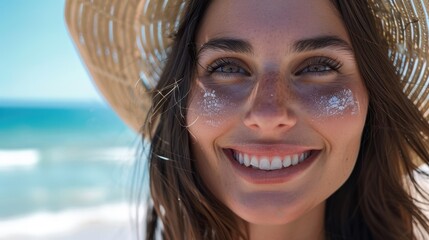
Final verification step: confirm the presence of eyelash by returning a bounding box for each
[206,58,249,76]
[295,57,343,76]
[205,56,343,77]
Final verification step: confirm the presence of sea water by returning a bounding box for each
[0,103,144,239]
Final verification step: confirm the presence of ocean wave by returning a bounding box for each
[92,147,138,162]
[0,202,138,238]
[0,146,139,170]
[44,146,139,163]
[0,149,40,170]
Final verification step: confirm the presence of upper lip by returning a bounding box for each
[224,143,320,157]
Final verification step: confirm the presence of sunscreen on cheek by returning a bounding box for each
[298,86,361,119]
[191,81,233,127]
[192,78,246,127]
[314,89,359,118]
[198,89,226,127]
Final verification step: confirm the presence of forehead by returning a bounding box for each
[196,0,350,52]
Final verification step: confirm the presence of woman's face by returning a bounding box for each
[187,0,368,226]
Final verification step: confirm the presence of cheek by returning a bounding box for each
[296,84,367,185]
[312,89,360,117]
[194,89,230,127]
[187,80,243,128]
[297,84,367,154]
[297,86,363,119]
[186,80,249,201]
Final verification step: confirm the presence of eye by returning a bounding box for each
[216,64,243,74]
[302,64,332,73]
[206,58,249,76]
[295,57,342,76]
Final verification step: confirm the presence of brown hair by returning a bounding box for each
[135,0,429,239]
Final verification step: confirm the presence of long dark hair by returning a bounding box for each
[325,1,429,239]
[137,0,429,239]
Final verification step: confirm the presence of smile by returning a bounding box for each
[232,150,312,171]
[224,147,320,184]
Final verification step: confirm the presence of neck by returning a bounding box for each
[247,202,325,240]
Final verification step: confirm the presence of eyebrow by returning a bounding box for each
[293,36,353,52]
[197,35,353,56]
[197,38,252,56]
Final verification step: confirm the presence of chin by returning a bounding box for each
[226,192,317,225]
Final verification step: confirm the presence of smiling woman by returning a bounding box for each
[65,0,429,239]
[187,1,368,238]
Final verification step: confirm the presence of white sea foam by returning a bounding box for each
[92,147,137,163]
[45,146,138,163]
[0,202,140,239]
[0,149,40,170]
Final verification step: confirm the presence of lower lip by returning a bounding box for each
[225,149,320,184]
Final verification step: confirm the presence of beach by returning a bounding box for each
[0,203,138,240]
[0,104,142,240]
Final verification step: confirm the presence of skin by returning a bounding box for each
[186,0,368,239]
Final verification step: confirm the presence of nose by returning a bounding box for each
[243,74,297,132]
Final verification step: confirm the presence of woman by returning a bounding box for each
[66,0,429,239]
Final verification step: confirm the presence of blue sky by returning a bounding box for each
[0,1,102,104]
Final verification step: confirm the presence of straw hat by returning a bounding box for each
[65,0,429,132]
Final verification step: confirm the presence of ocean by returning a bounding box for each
[0,103,145,239]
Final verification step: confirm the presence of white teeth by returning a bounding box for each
[244,154,250,167]
[250,156,259,168]
[292,154,299,166]
[259,158,270,170]
[283,155,291,167]
[233,150,312,170]
[299,153,305,162]
[271,157,282,170]
[238,153,244,164]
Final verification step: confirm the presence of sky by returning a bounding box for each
[0,0,103,104]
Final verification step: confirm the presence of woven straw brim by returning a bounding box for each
[65,0,186,131]
[65,0,429,132]
[370,0,429,115]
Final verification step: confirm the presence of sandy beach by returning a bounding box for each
[6,222,133,240]
[0,203,142,240]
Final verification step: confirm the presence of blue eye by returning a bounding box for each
[215,64,244,73]
[295,57,342,76]
[301,64,332,73]
[206,58,249,76]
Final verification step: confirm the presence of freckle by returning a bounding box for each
[258,71,292,102]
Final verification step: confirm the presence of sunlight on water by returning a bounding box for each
[0,149,40,169]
